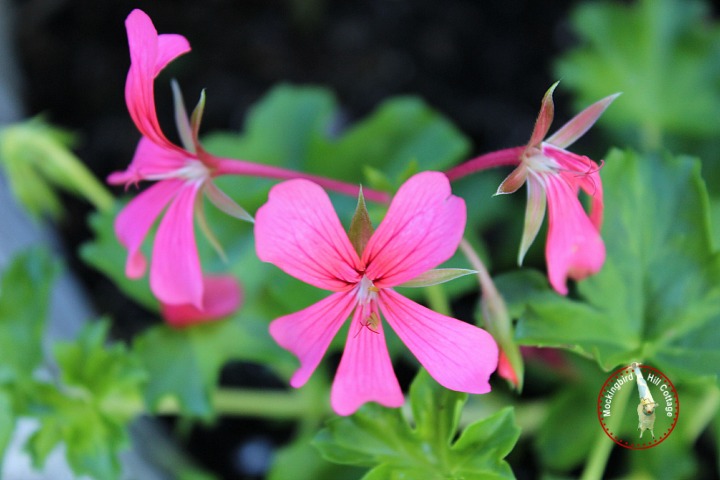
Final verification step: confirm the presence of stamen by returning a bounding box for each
[354,312,381,337]
[144,159,211,185]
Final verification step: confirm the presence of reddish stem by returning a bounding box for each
[445,146,524,181]
[213,157,390,203]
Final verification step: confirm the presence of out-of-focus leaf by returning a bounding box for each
[0,117,113,219]
[308,97,470,184]
[269,434,365,480]
[556,0,720,140]
[515,150,720,382]
[26,320,146,480]
[0,249,56,383]
[80,202,158,311]
[203,84,470,193]
[133,316,280,419]
[0,391,12,473]
[313,370,518,479]
[533,359,606,471]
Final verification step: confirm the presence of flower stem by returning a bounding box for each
[580,380,631,480]
[214,157,390,203]
[445,147,523,182]
[109,387,330,420]
[424,284,451,316]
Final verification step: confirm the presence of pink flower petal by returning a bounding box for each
[149,182,204,308]
[518,173,547,265]
[544,174,605,295]
[269,291,357,388]
[161,275,242,327]
[255,179,362,291]
[528,82,558,148]
[543,144,604,229]
[363,172,466,287]
[125,9,190,149]
[108,137,188,186]
[330,308,405,415]
[546,93,621,149]
[379,289,497,394]
[115,179,180,278]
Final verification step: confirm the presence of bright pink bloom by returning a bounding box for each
[255,172,498,415]
[111,10,387,312]
[446,84,619,294]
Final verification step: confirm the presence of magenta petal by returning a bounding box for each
[161,275,242,327]
[331,311,404,416]
[269,291,357,388]
[156,34,191,74]
[379,289,497,394]
[149,182,204,308]
[108,137,188,186]
[125,9,190,149]
[544,174,606,295]
[363,172,466,287]
[543,144,604,229]
[255,179,362,291]
[115,179,180,278]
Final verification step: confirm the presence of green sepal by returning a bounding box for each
[398,268,477,288]
[348,188,374,257]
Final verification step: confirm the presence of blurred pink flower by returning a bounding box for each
[110,9,387,314]
[447,84,619,294]
[160,276,242,328]
[255,172,498,415]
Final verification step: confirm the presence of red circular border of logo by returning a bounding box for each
[596,365,679,450]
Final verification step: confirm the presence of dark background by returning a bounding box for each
[11,1,581,478]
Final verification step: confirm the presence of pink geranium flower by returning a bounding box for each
[110,10,387,315]
[255,172,498,415]
[446,83,619,294]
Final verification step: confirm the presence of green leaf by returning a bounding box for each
[313,370,519,479]
[0,117,113,219]
[269,434,365,480]
[133,316,279,419]
[309,97,470,184]
[555,0,720,140]
[203,85,470,190]
[54,320,147,415]
[0,391,13,473]
[0,249,57,383]
[26,320,147,480]
[515,150,720,381]
[533,359,607,471]
[80,203,158,311]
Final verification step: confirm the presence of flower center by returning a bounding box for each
[356,275,379,306]
[145,158,211,186]
[524,146,560,174]
[354,275,381,335]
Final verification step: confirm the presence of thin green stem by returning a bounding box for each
[580,381,631,480]
[424,284,451,316]
[107,387,330,420]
